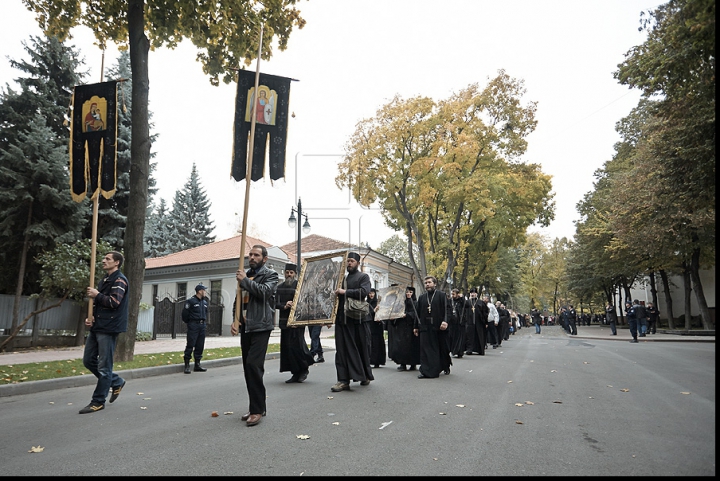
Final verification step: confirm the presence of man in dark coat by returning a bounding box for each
[330,252,373,392]
[367,288,386,368]
[464,288,487,355]
[447,288,467,358]
[277,263,314,383]
[388,286,421,371]
[414,275,452,378]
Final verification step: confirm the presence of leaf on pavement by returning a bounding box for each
[332,422,340,425]
[136,392,144,395]
[28,446,44,453]
[140,406,148,410]
[224,412,233,415]
[620,388,629,392]
[327,396,333,399]
[607,385,613,388]
[552,400,562,404]
[681,392,691,395]
[507,380,513,383]
[525,401,534,405]
[297,434,310,440]
[583,362,589,364]
[550,370,557,373]
[439,412,446,415]
[211,411,219,417]
[456,404,465,408]
[515,403,524,407]
[48,402,54,405]
[515,420,524,424]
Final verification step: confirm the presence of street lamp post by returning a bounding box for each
[288,197,311,274]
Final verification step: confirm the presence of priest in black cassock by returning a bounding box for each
[414,275,452,378]
[463,287,488,355]
[387,286,421,371]
[277,263,314,383]
[330,252,374,392]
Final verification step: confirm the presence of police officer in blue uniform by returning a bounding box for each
[182,283,209,374]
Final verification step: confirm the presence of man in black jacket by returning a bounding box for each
[80,251,129,414]
[182,283,209,374]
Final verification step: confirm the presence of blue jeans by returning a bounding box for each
[308,325,323,357]
[83,331,124,405]
[535,322,541,334]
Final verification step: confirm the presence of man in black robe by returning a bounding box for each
[414,275,452,378]
[277,263,314,383]
[464,287,487,355]
[448,288,467,358]
[387,286,421,371]
[331,252,373,392]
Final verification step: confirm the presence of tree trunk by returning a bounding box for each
[648,271,658,306]
[689,246,712,330]
[9,203,33,351]
[682,263,692,331]
[116,0,151,362]
[659,269,675,329]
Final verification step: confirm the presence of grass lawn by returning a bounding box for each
[0,343,281,386]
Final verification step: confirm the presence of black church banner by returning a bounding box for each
[231,70,292,182]
[69,81,118,202]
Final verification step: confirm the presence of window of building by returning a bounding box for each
[152,284,158,302]
[210,280,222,304]
[177,282,187,300]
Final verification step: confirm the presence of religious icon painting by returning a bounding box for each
[374,285,407,321]
[288,250,348,326]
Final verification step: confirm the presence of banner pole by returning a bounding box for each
[87,50,105,322]
[233,24,265,334]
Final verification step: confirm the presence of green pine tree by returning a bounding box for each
[168,163,216,252]
[0,36,89,303]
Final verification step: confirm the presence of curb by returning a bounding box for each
[0,351,288,398]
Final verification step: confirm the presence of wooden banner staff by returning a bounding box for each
[87,50,106,322]
[232,24,265,335]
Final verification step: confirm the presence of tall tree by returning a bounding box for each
[169,163,216,251]
[0,36,89,348]
[24,0,307,360]
[338,71,554,292]
[144,198,174,257]
[614,0,715,329]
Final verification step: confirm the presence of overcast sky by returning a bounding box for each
[0,0,662,250]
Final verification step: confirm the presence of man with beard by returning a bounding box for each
[330,252,373,392]
[277,263,314,383]
[231,245,279,427]
[387,286,421,371]
[448,288,467,358]
[414,276,452,378]
[464,288,487,355]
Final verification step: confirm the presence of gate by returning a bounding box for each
[153,297,224,339]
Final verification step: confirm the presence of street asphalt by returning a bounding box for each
[0,323,713,398]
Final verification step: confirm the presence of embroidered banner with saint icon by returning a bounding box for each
[69,80,119,201]
[231,70,292,182]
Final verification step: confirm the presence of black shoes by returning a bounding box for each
[314,355,325,363]
[408,365,417,371]
[397,365,407,371]
[630,339,639,343]
[298,370,308,383]
[184,361,191,374]
[79,402,104,414]
[360,380,371,386]
[109,380,126,403]
[286,375,299,383]
[465,351,473,355]
[443,368,451,375]
[194,362,207,372]
[417,373,429,379]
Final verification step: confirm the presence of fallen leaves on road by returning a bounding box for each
[439,412,446,415]
[48,402,54,405]
[379,421,393,430]
[140,407,148,410]
[224,412,233,415]
[620,388,630,392]
[28,446,44,453]
[525,401,534,405]
[607,385,613,388]
[211,411,219,417]
[515,420,524,424]
[456,404,465,408]
[507,380,513,383]
[327,396,333,400]
[681,392,691,395]
[136,392,144,395]
[515,403,524,407]
[552,400,563,404]
[332,422,340,425]
[297,435,310,440]
[583,362,589,364]
[550,370,557,373]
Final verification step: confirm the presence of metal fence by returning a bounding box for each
[0,294,155,334]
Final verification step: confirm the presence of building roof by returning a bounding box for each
[145,234,271,269]
[280,234,355,263]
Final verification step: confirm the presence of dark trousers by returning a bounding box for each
[240,329,271,415]
[569,320,577,335]
[184,321,206,362]
[609,320,617,335]
[486,323,499,346]
[308,325,323,357]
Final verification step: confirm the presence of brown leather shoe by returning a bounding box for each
[246,414,263,426]
[241,412,251,421]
